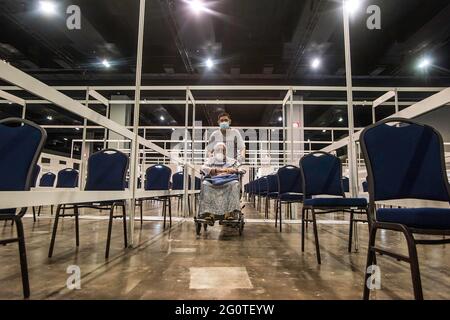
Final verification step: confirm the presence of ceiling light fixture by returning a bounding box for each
[39,1,57,15]
[160,115,165,121]
[102,59,111,68]
[418,57,431,70]
[205,58,214,69]
[46,115,53,120]
[188,0,207,14]
[344,0,361,14]
[311,58,321,70]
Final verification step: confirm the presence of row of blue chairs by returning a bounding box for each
[30,166,79,220]
[136,166,201,227]
[0,118,201,298]
[2,117,449,299]
[245,118,450,300]
[245,154,369,264]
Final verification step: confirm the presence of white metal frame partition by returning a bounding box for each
[1,0,450,246]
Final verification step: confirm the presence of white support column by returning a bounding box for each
[394,88,399,113]
[183,88,190,216]
[104,103,110,149]
[79,88,89,190]
[21,103,26,119]
[289,89,294,164]
[282,102,286,165]
[128,0,146,246]
[342,1,358,197]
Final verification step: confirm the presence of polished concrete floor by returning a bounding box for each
[1,200,449,300]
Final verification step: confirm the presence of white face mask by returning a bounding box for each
[214,153,224,162]
[219,121,230,129]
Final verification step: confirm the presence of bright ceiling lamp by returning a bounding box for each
[311,58,321,70]
[39,1,57,15]
[187,0,208,14]
[102,59,111,68]
[205,58,214,69]
[418,57,431,70]
[344,0,361,15]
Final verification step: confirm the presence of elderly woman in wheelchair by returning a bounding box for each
[195,143,245,235]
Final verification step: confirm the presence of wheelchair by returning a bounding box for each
[194,169,246,236]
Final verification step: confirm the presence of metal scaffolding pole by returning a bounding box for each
[79,88,89,190]
[128,0,146,246]
[342,2,357,198]
[183,88,190,216]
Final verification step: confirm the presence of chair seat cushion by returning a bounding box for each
[279,192,303,201]
[377,208,450,230]
[304,197,367,208]
[0,209,15,215]
[268,192,278,199]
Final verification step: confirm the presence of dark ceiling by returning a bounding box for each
[1,0,450,156]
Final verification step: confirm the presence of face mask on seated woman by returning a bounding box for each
[214,153,224,162]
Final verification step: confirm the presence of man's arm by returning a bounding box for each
[235,129,246,163]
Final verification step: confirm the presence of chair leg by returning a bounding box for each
[279,201,283,233]
[48,205,61,258]
[404,230,423,300]
[274,200,278,228]
[363,225,378,300]
[188,195,192,217]
[105,205,114,259]
[15,218,30,298]
[51,205,54,216]
[163,199,167,229]
[122,202,128,248]
[139,200,143,226]
[168,197,172,227]
[38,206,41,216]
[312,209,321,264]
[265,197,269,219]
[301,207,306,252]
[32,207,36,222]
[305,210,309,230]
[74,205,80,247]
[348,210,354,253]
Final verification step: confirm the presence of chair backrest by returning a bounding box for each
[276,165,302,194]
[258,176,269,194]
[85,149,129,191]
[360,118,450,202]
[39,172,56,187]
[31,164,41,188]
[0,118,46,192]
[145,165,171,190]
[267,174,278,193]
[300,151,344,198]
[342,177,350,193]
[172,171,191,190]
[56,168,79,188]
[195,177,201,190]
[362,179,368,192]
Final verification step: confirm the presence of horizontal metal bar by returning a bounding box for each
[0,189,200,209]
[4,99,445,107]
[322,87,450,153]
[0,85,446,92]
[0,89,25,106]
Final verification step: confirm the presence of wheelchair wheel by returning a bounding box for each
[196,222,202,236]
